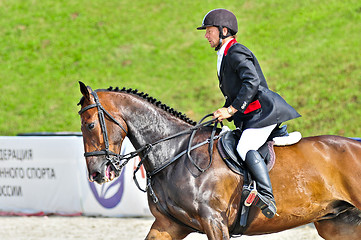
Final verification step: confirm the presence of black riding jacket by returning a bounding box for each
[218,40,301,129]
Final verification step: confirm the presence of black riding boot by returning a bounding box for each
[244,150,277,218]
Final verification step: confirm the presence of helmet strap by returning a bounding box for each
[215,26,224,51]
[215,38,222,51]
[215,26,232,51]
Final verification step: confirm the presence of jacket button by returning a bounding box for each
[241,101,247,109]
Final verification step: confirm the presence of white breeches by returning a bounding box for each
[236,124,277,160]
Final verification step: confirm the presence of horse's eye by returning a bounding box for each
[87,123,95,130]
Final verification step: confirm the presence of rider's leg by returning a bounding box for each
[244,150,277,218]
[236,124,277,160]
[236,124,277,219]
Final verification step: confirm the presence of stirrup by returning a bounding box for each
[244,181,258,207]
[254,194,277,218]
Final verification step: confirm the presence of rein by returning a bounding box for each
[132,114,221,192]
[79,90,221,192]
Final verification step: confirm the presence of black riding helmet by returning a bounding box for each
[197,9,238,50]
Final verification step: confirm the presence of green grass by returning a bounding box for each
[0,0,360,137]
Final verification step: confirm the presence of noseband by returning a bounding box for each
[78,90,128,159]
[79,89,221,192]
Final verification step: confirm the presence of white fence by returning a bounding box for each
[0,135,151,217]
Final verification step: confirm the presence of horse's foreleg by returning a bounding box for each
[200,217,230,240]
[146,228,172,240]
[198,207,230,240]
[145,218,192,240]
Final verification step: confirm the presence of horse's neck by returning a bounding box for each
[121,98,192,171]
[128,117,190,149]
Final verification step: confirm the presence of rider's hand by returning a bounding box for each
[213,107,232,122]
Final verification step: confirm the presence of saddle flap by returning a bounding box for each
[217,130,244,175]
[220,130,241,163]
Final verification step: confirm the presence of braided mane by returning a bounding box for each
[106,86,197,126]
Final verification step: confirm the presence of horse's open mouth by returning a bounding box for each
[105,164,117,182]
[90,162,119,184]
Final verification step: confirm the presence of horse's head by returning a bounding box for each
[78,81,128,184]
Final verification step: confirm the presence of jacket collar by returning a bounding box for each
[224,38,238,56]
[218,38,238,82]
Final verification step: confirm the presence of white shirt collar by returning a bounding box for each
[217,39,232,76]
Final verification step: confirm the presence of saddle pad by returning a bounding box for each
[273,131,302,146]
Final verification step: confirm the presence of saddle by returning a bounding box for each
[217,125,301,175]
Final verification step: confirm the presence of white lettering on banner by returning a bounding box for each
[0,167,56,179]
[0,149,33,161]
[0,185,22,197]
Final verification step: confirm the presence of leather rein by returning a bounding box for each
[79,90,220,192]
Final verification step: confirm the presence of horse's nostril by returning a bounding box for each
[94,172,105,183]
[89,172,101,182]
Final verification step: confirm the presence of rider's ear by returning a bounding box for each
[79,81,91,101]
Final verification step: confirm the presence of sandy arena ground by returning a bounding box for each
[0,216,323,240]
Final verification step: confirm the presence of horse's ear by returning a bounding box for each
[79,81,92,100]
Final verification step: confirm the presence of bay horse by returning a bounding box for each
[78,81,361,240]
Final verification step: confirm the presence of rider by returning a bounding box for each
[197,9,301,218]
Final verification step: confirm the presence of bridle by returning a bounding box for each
[78,90,128,160]
[79,88,222,189]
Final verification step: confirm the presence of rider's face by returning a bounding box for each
[205,26,220,48]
